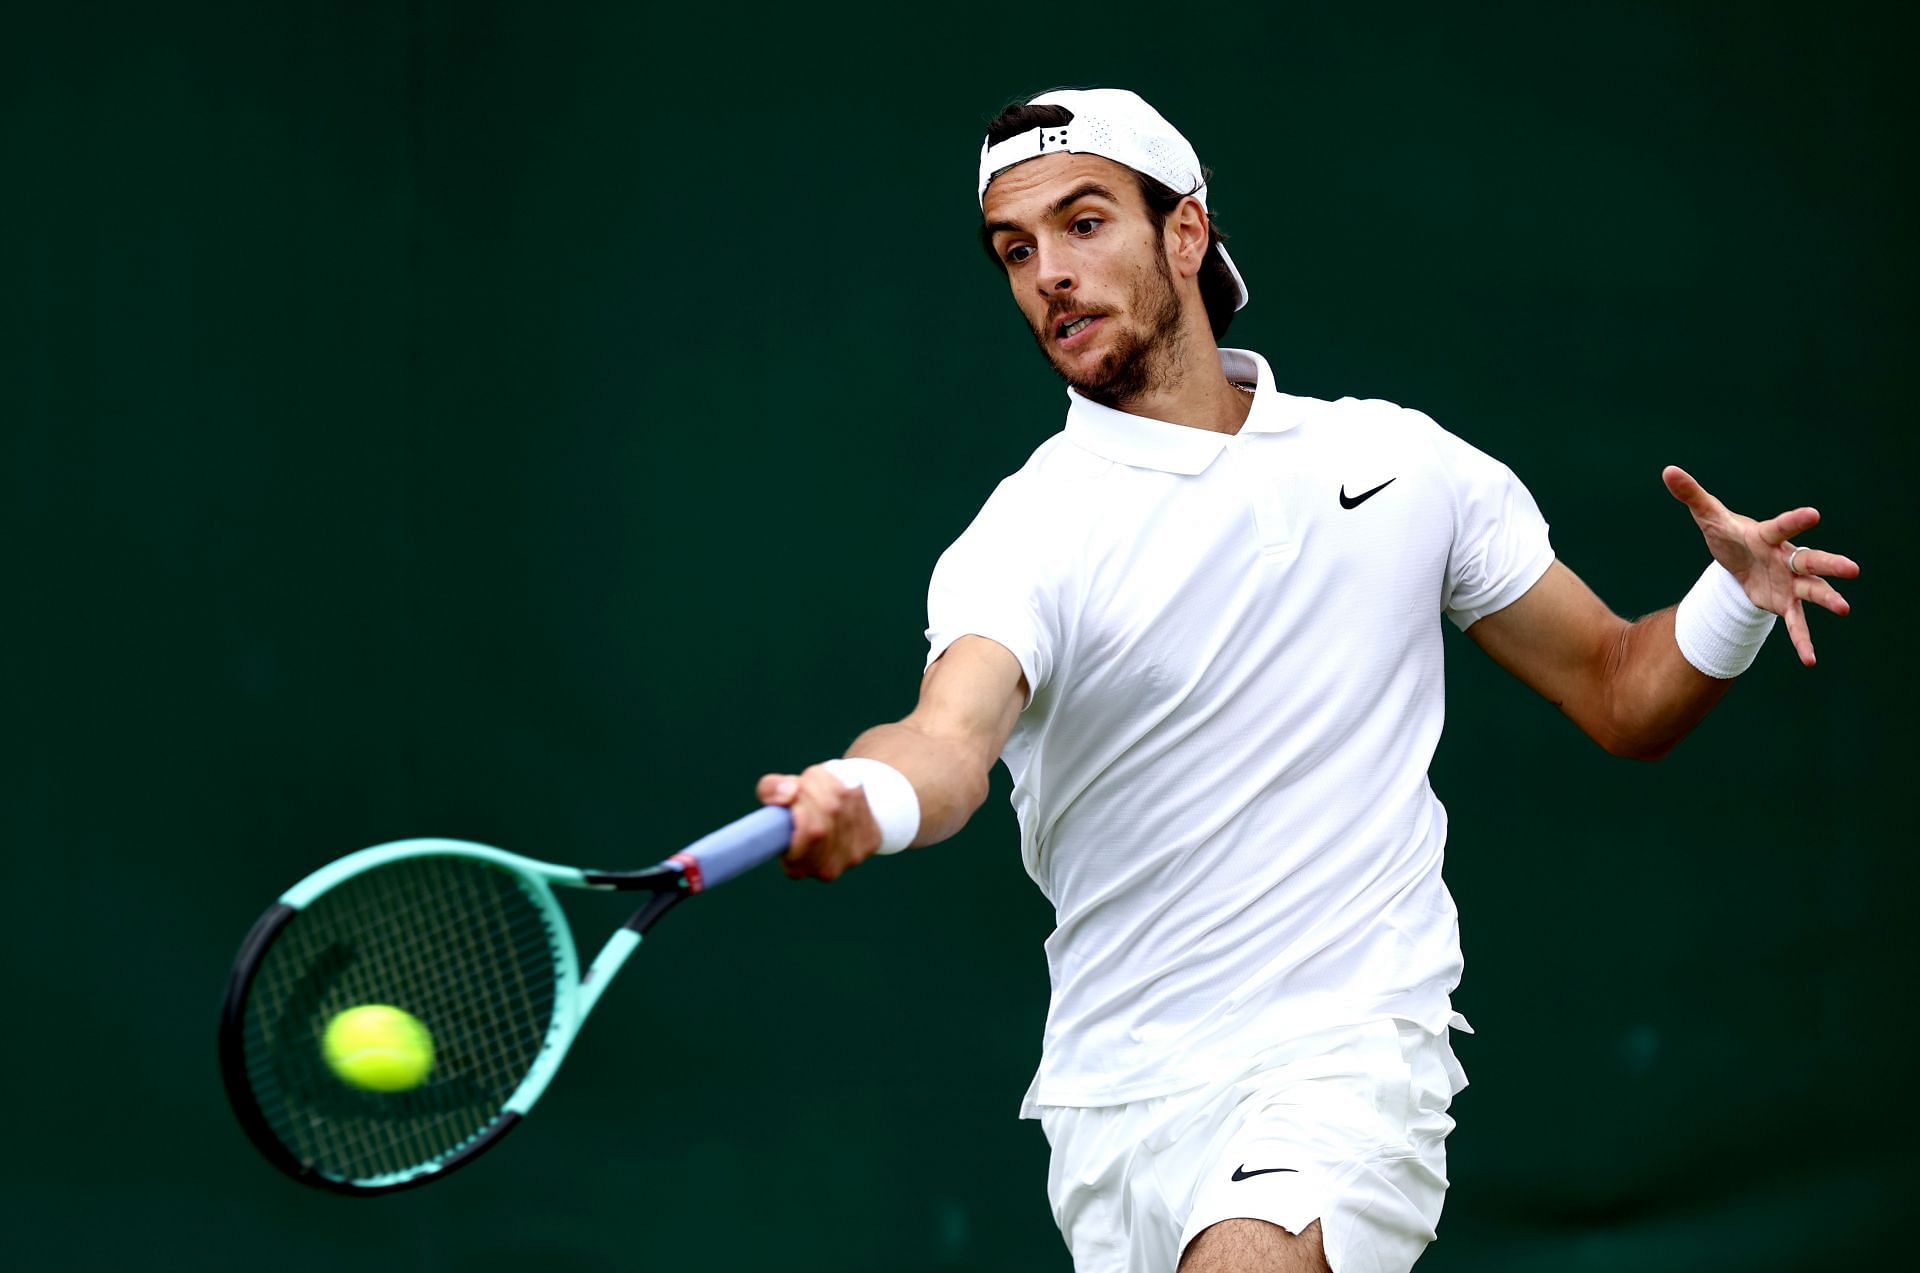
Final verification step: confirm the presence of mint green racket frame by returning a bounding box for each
[219,806,792,1195]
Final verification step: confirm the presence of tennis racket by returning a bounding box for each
[218,805,793,1196]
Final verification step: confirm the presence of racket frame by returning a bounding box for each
[219,839,690,1196]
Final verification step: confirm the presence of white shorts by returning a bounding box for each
[1038,1018,1468,1273]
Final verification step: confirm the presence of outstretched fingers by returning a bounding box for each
[1783,598,1816,667]
[1758,506,1820,548]
[1662,465,1725,521]
[1787,547,1861,580]
[1794,573,1851,617]
[1664,465,1854,668]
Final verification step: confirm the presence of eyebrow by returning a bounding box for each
[984,181,1123,237]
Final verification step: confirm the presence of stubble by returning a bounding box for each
[1031,248,1187,410]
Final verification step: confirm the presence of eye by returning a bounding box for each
[1070,216,1102,236]
[1005,243,1035,265]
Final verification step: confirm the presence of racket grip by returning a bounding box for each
[669,806,794,892]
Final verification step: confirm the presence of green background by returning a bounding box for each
[7,2,1912,1269]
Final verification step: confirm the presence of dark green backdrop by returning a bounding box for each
[7,2,1912,1269]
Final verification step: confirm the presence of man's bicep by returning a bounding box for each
[1464,559,1626,707]
[914,635,1028,768]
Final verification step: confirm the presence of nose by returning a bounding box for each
[1031,244,1075,299]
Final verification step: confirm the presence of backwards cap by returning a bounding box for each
[977,88,1248,312]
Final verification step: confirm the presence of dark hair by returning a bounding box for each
[978,99,1238,339]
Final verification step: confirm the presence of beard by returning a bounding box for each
[1029,249,1187,409]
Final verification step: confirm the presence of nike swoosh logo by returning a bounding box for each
[1230,1165,1298,1181]
[1339,478,1396,509]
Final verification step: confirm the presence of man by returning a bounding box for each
[755,89,1857,1273]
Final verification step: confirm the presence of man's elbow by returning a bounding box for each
[917,754,994,845]
[1596,723,1683,763]
[955,763,992,822]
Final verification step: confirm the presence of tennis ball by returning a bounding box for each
[322,1004,435,1092]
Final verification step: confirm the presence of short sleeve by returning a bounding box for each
[924,477,1061,703]
[1423,415,1555,629]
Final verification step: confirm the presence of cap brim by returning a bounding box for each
[1214,243,1250,312]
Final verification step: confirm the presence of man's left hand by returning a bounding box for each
[1663,465,1860,667]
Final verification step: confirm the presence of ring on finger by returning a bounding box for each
[1787,545,1811,576]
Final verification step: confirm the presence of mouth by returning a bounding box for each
[1053,313,1105,348]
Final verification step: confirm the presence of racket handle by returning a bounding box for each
[669,805,794,892]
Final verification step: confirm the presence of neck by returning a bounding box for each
[1107,323,1251,435]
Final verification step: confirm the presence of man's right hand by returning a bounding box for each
[755,766,882,882]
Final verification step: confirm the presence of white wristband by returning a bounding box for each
[1673,562,1776,679]
[821,758,921,855]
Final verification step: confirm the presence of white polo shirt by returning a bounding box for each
[925,348,1554,1116]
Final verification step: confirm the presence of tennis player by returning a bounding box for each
[756,88,1858,1273]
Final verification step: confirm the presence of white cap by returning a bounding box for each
[977,88,1248,312]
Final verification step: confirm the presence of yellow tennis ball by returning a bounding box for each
[322,1004,435,1092]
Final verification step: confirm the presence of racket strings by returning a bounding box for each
[241,855,565,1183]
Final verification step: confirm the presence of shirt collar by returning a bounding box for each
[1063,349,1299,475]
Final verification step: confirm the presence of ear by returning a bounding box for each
[1163,196,1211,281]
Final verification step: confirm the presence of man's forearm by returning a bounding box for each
[1595,606,1736,760]
[1474,471,1853,762]
[847,718,994,846]
[1468,562,1752,762]
[766,635,1025,879]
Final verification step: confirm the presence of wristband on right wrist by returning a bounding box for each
[820,757,921,855]
[1673,561,1776,679]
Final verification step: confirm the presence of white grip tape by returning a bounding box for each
[821,758,921,855]
[1673,561,1776,679]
